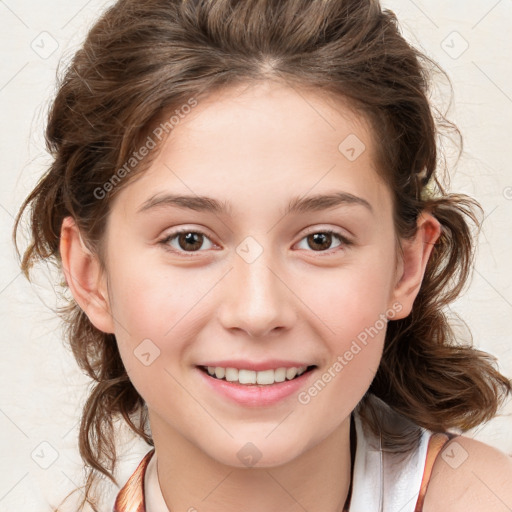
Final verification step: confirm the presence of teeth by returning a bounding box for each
[286,367,298,380]
[225,367,239,382]
[204,365,310,385]
[238,369,256,384]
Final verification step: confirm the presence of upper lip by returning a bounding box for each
[197,360,316,371]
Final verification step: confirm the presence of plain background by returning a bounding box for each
[1,0,511,510]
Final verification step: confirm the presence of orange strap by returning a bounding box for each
[114,432,458,512]
[414,432,458,512]
[113,449,155,512]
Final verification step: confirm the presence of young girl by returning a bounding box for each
[13,0,512,511]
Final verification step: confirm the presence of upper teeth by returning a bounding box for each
[206,366,309,385]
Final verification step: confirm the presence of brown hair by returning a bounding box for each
[12,0,511,509]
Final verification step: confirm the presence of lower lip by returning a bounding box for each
[195,367,316,407]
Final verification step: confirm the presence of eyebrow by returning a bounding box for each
[137,191,373,216]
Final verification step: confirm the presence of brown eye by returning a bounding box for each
[160,230,214,253]
[307,233,334,251]
[177,232,204,251]
[296,230,351,254]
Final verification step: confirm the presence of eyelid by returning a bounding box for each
[157,227,216,254]
[300,225,352,241]
[158,225,353,256]
[295,227,353,254]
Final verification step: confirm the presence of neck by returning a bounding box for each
[149,412,353,512]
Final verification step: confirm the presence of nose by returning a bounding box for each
[217,246,297,339]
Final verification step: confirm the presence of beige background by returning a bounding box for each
[0,0,511,510]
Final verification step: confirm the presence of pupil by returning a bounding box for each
[309,233,331,251]
[180,232,202,251]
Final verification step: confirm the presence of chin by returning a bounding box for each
[207,438,305,469]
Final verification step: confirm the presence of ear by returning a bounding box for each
[388,211,441,320]
[59,216,115,333]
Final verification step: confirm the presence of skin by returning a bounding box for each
[60,79,510,512]
[424,436,512,512]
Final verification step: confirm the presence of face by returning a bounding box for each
[73,81,418,467]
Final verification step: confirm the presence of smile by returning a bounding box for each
[199,365,316,385]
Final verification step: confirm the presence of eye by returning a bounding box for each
[158,229,215,254]
[158,227,352,256]
[296,229,352,254]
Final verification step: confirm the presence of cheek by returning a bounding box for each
[107,252,197,336]
[105,261,192,408]
[295,252,394,390]
[105,255,217,385]
[298,270,390,414]
[302,260,394,339]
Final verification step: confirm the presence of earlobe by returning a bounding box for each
[389,211,442,320]
[59,216,115,333]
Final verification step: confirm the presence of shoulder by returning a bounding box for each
[423,434,512,512]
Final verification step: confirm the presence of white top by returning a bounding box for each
[144,447,169,512]
[349,402,432,511]
[143,395,440,512]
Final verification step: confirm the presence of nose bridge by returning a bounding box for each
[218,238,295,338]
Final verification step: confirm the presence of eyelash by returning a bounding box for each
[158,228,353,257]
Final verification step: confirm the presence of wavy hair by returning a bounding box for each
[12,0,511,509]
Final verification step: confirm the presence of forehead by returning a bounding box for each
[113,80,393,220]
[172,80,375,163]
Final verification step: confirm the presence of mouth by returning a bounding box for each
[197,364,317,386]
